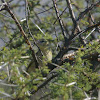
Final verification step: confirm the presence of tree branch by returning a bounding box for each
[31,73,58,94]
[71,21,100,41]
[76,1,100,21]
[52,0,67,41]
[0,2,39,68]
[66,0,86,45]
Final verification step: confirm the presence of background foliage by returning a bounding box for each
[0,0,100,100]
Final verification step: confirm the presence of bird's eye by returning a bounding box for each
[40,40,47,43]
[37,39,47,44]
[41,40,45,43]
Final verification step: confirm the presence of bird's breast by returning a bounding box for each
[45,50,52,61]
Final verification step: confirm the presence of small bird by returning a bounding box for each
[27,39,52,73]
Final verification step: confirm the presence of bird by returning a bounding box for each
[27,39,52,73]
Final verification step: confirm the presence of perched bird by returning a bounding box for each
[27,39,52,73]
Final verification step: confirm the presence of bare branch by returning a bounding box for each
[66,0,76,27]
[84,28,96,40]
[53,6,68,25]
[71,21,100,41]
[0,2,39,68]
[37,6,54,15]
[76,1,100,21]
[52,0,67,41]
[0,2,6,11]
[66,0,86,44]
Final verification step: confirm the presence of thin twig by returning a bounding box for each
[53,6,68,25]
[71,21,100,41]
[84,28,95,40]
[0,12,12,19]
[37,6,54,15]
[76,1,100,21]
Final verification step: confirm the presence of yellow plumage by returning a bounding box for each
[27,39,52,73]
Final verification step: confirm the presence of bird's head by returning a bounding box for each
[36,39,49,50]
